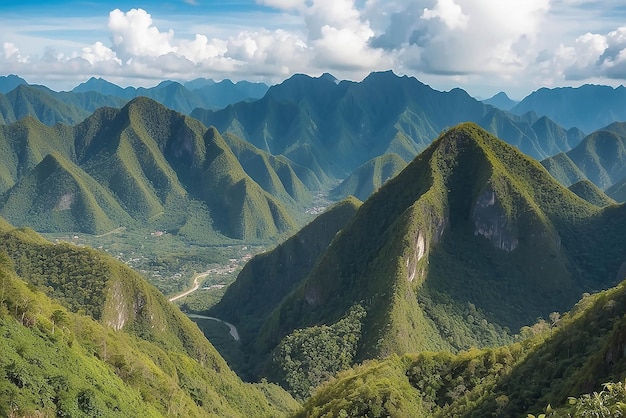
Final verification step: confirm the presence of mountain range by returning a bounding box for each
[510,84,626,133]
[191,71,585,182]
[0,97,309,240]
[210,123,626,399]
[4,68,626,416]
[541,122,626,200]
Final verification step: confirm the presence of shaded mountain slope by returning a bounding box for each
[192,71,583,183]
[482,91,518,110]
[606,177,626,202]
[330,153,407,201]
[210,197,361,345]
[0,220,299,417]
[297,271,626,417]
[0,74,27,93]
[222,132,316,206]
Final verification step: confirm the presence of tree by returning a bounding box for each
[50,309,67,334]
[549,312,561,336]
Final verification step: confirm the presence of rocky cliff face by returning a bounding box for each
[471,185,519,252]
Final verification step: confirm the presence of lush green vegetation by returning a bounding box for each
[269,305,366,400]
[299,273,626,416]
[207,123,626,403]
[0,97,308,241]
[542,125,626,191]
[0,219,300,417]
[568,179,616,207]
[211,197,361,345]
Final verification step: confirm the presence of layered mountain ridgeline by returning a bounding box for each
[0,74,27,93]
[0,75,268,127]
[330,153,407,201]
[214,123,626,398]
[0,97,308,240]
[512,84,626,133]
[481,91,519,110]
[0,219,298,417]
[0,84,92,126]
[191,71,584,184]
[72,76,269,114]
[568,180,616,207]
[542,122,626,198]
[298,276,626,417]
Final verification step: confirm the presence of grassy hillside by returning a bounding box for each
[568,179,616,207]
[542,124,626,189]
[0,116,75,193]
[0,219,299,417]
[0,152,133,234]
[5,84,89,126]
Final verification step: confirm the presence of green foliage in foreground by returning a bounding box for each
[269,305,366,400]
[0,221,300,417]
[299,276,626,417]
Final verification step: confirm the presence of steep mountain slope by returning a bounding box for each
[297,264,626,417]
[512,84,626,133]
[0,97,300,240]
[221,132,317,206]
[217,123,626,398]
[542,124,626,188]
[0,152,133,234]
[0,219,298,417]
[330,153,407,201]
[0,116,75,192]
[606,177,626,202]
[211,197,361,345]
[191,71,582,182]
[568,179,616,207]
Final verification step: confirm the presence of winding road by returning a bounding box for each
[168,271,241,342]
[168,271,211,302]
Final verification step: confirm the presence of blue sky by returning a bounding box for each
[1,0,626,98]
